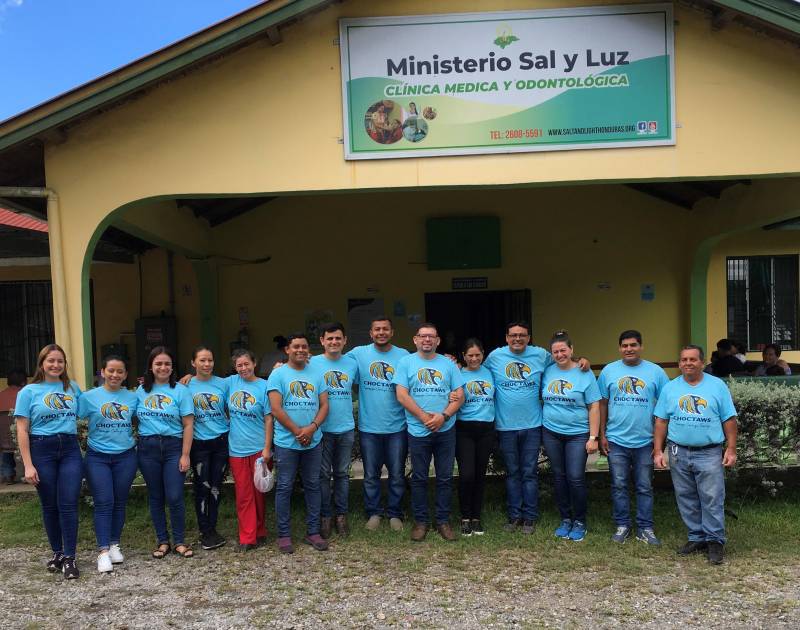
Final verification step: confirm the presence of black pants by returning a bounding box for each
[456,421,495,520]
[190,433,229,535]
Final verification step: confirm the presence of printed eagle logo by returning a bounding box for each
[467,380,492,396]
[44,392,73,410]
[193,392,220,411]
[369,361,394,381]
[547,379,573,396]
[617,376,646,395]
[325,371,349,389]
[505,361,531,380]
[144,394,172,410]
[100,402,128,420]
[231,391,257,410]
[417,368,443,386]
[289,381,315,399]
[679,395,708,414]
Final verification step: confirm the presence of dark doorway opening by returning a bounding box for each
[425,289,531,357]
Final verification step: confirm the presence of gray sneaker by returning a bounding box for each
[389,517,404,532]
[521,520,536,535]
[365,514,382,531]
[636,528,661,546]
[611,526,631,543]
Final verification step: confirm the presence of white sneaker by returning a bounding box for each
[108,544,124,564]
[97,552,113,573]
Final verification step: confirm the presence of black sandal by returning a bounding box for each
[152,543,170,559]
[174,544,194,558]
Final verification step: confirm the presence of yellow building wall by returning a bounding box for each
[34,0,800,383]
[212,184,690,366]
[707,229,800,363]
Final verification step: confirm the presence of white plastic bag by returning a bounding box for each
[253,456,275,493]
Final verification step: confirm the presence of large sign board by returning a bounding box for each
[339,4,675,160]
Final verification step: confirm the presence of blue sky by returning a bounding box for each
[0,0,263,122]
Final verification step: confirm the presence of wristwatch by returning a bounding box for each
[443,413,451,421]
[588,435,598,441]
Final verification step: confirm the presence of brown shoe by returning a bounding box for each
[436,522,457,541]
[320,517,333,540]
[335,514,349,537]
[410,522,429,542]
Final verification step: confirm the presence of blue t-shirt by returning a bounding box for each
[226,375,269,457]
[347,344,409,434]
[654,374,737,447]
[187,376,229,441]
[136,382,194,438]
[393,353,465,437]
[78,386,137,454]
[267,364,328,451]
[597,359,669,448]
[458,365,495,422]
[542,365,602,436]
[310,354,358,434]
[15,381,82,436]
[484,345,553,431]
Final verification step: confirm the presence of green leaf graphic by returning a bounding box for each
[493,35,519,49]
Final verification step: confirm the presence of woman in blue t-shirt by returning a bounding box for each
[15,344,83,579]
[456,338,495,537]
[79,355,138,573]
[136,346,194,558]
[226,348,273,552]
[541,330,601,543]
[186,346,230,551]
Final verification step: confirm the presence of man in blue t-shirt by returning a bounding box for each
[598,330,669,546]
[484,321,591,534]
[653,345,738,565]
[347,317,409,532]
[310,322,358,539]
[394,323,464,541]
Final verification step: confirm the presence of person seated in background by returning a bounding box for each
[754,344,791,376]
[730,340,747,365]
[707,339,746,378]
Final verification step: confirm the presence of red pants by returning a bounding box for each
[229,454,267,545]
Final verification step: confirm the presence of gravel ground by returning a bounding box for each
[2,541,799,629]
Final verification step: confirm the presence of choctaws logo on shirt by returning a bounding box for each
[679,395,707,414]
[617,376,646,395]
[193,392,220,410]
[417,368,443,386]
[289,381,315,399]
[100,402,129,420]
[369,361,394,381]
[505,361,531,380]
[467,380,492,396]
[144,394,172,410]
[44,392,73,410]
[230,391,257,410]
[547,379,573,396]
[324,371,349,389]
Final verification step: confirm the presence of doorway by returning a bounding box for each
[424,289,531,356]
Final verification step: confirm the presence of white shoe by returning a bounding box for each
[108,544,124,564]
[97,552,113,573]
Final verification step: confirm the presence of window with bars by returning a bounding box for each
[0,281,54,377]
[727,256,799,351]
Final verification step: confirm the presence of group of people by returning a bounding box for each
[12,316,739,580]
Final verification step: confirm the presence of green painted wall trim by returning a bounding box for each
[713,0,800,35]
[0,0,333,152]
[191,259,220,359]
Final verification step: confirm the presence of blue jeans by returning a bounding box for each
[320,430,355,518]
[29,433,83,557]
[408,426,456,524]
[137,435,187,545]
[497,427,542,521]
[274,443,323,538]
[668,442,726,544]
[190,433,229,535]
[359,430,407,519]
[607,441,654,529]
[543,428,589,523]
[85,447,138,549]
